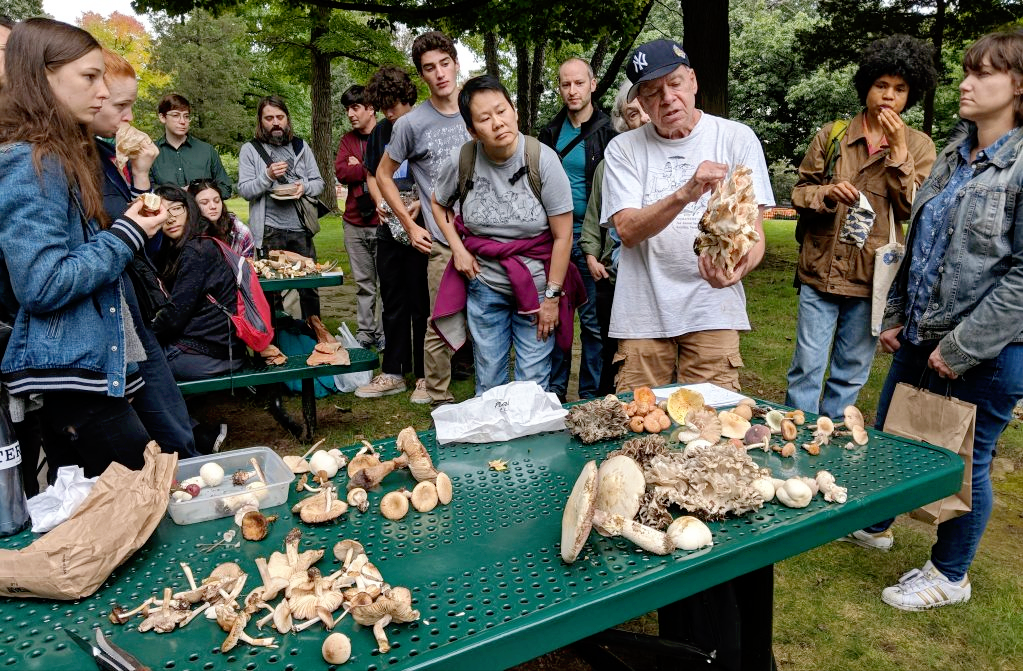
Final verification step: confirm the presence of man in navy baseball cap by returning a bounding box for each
[625,39,691,102]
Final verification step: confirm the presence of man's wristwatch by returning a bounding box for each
[544,284,563,300]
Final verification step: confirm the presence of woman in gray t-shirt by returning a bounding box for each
[432,75,574,395]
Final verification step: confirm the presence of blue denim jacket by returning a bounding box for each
[0,142,148,396]
[882,122,1023,374]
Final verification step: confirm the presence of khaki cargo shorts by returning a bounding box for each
[613,330,743,392]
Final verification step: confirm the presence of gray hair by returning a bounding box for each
[610,80,633,133]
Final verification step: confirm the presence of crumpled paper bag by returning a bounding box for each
[838,192,875,248]
[0,442,176,600]
[26,466,98,533]
[432,381,567,444]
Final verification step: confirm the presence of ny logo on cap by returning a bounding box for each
[632,51,648,71]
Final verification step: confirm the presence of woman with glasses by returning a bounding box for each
[188,178,254,257]
[151,185,245,380]
[0,19,168,477]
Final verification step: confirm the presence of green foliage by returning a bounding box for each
[0,0,45,19]
[151,9,254,150]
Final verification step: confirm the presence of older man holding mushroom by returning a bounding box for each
[601,39,774,392]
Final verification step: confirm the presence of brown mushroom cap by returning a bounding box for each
[299,488,348,524]
[743,424,771,446]
[435,472,453,505]
[561,461,599,563]
[380,491,409,520]
[283,455,311,474]
[815,416,835,434]
[332,539,365,567]
[241,511,276,541]
[322,632,352,665]
[410,481,439,512]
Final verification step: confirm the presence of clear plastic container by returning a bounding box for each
[167,447,294,525]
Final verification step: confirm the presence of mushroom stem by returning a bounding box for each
[372,614,394,653]
[238,632,278,648]
[592,510,674,555]
[249,457,267,485]
[301,439,326,460]
[180,563,197,591]
[254,557,271,589]
[180,602,211,627]
[293,616,322,632]
[110,597,155,624]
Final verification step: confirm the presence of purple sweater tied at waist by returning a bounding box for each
[431,215,585,352]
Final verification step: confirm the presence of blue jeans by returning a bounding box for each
[550,237,602,399]
[864,336,1023,582]
[785,286,878,419]
[466,278,554,396]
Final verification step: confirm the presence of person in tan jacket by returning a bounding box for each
[785,34,937,419]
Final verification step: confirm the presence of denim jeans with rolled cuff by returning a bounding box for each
[550,236,602,399]
[785,285,879,420]
[465,278,555,396]
[863,335,1023,582]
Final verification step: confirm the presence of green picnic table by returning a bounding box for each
[0,406,962,670]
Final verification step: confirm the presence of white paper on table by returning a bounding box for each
[652,382,751,408]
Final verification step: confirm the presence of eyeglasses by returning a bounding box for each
[165,112,191,121]
[167,203,186,216]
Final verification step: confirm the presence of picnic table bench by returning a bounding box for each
[176,348,378,440]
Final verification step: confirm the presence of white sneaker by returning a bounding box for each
[837,528,894,551]
[882,561,971,611]
[409,378,431,405]
[355,374,406,398]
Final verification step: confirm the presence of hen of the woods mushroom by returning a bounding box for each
[693,164,761,274]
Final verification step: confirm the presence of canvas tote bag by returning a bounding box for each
[871,185,915,336]
[882,380,975,524]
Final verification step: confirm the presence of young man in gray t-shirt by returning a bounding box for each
[376,31,470,405]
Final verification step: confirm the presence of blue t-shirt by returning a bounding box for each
[556,118,587,230]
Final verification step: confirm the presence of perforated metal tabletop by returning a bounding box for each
[0,410,961,671]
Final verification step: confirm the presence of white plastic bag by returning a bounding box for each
[333,323,373,392]
[26,466,98,533]
[432,381,567,444]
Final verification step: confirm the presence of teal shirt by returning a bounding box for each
[152,135,233,199]
[556,118,587,231]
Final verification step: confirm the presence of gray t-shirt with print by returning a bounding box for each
[434,133,573,295]
[385,100,470,244]
[262,142,304,232]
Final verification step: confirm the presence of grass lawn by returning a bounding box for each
[223,201,1023,670]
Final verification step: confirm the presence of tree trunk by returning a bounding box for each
[528,40,546,134]
[309,5,337,209]
[516,42,530,133]
[922,0,945,136]
[679,0,729,118]
[590,35,611,76]
[484,31,499,77]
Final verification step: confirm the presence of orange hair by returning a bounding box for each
[102,48,135,81]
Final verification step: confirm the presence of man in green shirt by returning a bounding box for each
[151,93,233,199]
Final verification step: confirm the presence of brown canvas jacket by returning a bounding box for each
[792,111,935,298]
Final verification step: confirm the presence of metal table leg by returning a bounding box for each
[301,378,317,441]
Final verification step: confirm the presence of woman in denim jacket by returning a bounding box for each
[842,30,1023,611]
[0,19,166,476]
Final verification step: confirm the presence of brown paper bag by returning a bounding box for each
[882,382,974,524]
[0,442,176,600]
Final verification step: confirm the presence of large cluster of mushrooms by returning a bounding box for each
[109,529,420,662]
[693,164,761,274]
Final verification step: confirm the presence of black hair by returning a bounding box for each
[458,74,514,131]
[365,66,418,110]
[255,95,293,144]
[341,84,370,109]
[153,184,203,283]
[853,34,938,110]
[187,178,232,244]
[411,31,457,74]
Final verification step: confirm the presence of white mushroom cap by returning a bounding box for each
[435,472,453,505]
[776,478,813,508]
[561,461,599,564]
[718,411,752,439]
[815,416,835,435]
[843,405,865,431]
[410,481,439,512]
[593,455,645,536]
[309,451,340,479]
[322,632,352,664]
[380,491,409,520]
[283,455,311,474]
[200,462,225,487]
[751,477,776,502]
[764,410,785,433]
[666,516,713,551]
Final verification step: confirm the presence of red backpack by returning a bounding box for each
[203,237,274,352]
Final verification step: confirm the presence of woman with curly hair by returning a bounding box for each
[785,34,937,420]
[845,29,1023,610]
